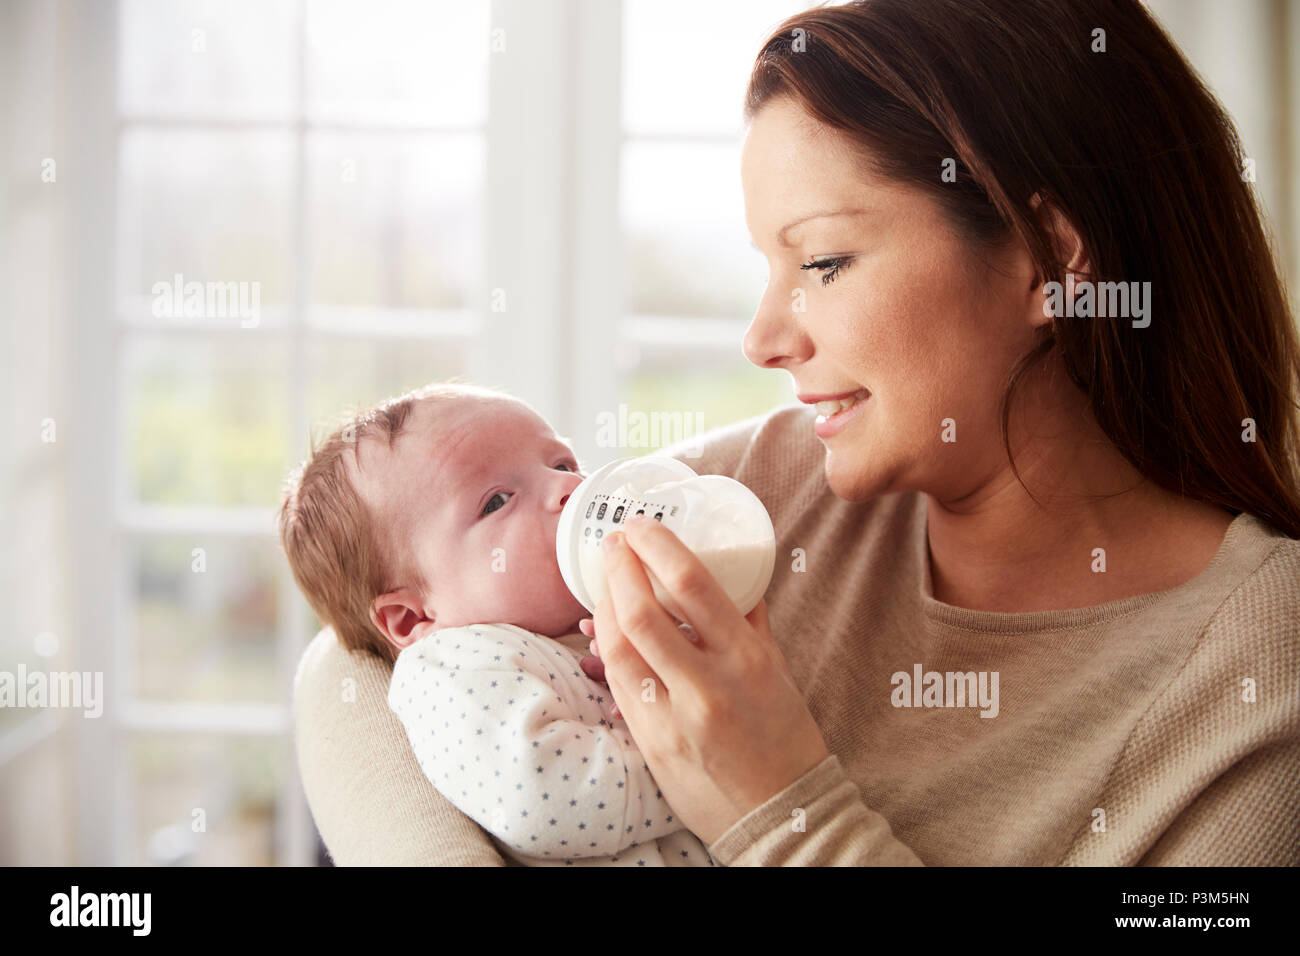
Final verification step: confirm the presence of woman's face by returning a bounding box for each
[741,96,1047,505]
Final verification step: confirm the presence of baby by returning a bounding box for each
[278,381,716,866]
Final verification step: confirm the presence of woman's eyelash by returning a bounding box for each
[801,256,853,286]
[480,462,578,517]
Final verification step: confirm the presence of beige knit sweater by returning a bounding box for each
[292,404,1300,866]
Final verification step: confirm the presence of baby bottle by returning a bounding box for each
[555,456,776,621]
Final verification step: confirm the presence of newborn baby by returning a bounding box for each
[278,381,715,866]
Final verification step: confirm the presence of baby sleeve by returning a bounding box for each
[387,624,691,861]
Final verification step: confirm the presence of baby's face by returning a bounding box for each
[352,396,590,650]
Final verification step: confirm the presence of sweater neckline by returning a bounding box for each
[912,498,1263,633]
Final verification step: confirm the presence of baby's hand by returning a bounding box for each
[577,617,621,717]
[579,616,698,720]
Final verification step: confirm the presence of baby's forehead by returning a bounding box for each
[355,395,546,488]
[422,396,544,457]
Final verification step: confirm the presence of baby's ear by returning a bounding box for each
[369,587,435,655]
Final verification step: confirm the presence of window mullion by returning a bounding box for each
[278,0,314,869]
[68,0,122,866]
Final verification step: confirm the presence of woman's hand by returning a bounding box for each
[579,514,829,847]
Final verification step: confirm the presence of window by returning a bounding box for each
[618,0,809,436]
[36,0,809,865]
[112,0,490,865]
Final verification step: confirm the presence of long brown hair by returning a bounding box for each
[746,0,1300,537]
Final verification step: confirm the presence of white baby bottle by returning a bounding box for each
[555,457,776,621]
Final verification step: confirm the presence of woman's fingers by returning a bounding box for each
[746,597,793,683]
[626,516,743,644]
[591,564,661,718]
[600,529,698,693]
[611,517,745,677]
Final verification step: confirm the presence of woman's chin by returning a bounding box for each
[824,455,887,503]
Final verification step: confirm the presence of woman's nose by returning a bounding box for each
[742,282,805,369]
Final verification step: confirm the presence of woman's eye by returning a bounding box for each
[480,492,510,517]
[800,256,853,287]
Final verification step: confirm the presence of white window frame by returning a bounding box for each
[58,0,774,865]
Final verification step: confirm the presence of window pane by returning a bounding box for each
[124,336,290,508]
[622,0,809,137]
[119,0,297,120]
[1,479,69,735]
[130,734,280,865]
[306,0,490,126]
[0,636,41,737]
[306,336,466,430]
[118,129,293,319]
[307,133,483,310]
[619,345,791,453]
[623,141,765,318]
[129,537,280,704]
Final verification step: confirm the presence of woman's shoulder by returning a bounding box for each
[661,403,835,507]
[1199,517,1300,657]
[1158,517,1300,738]
[659,402,816,472]
[660,403,922,563]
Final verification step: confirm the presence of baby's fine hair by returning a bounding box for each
[277,379,516,663]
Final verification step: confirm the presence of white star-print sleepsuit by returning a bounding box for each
[387,623,716,866]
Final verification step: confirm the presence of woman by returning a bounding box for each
[293,0,1299,865]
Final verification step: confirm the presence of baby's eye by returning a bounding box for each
[554,461,578,472]
[481,492,511,517]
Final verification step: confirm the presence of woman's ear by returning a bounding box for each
[369,587,436,655]
[1028,192,1094,330]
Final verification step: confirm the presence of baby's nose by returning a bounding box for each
[560,493,571,508]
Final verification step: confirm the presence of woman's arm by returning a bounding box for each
[292,628,509,866]
[707,754,924,866]
[1067,565,1300,867]
[1136,737,1300,866]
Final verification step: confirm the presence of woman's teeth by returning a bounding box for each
[814,389,870,418]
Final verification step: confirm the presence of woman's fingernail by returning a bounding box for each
[625,513,645,526]
[588,639,597,656]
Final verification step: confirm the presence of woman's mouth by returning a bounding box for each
[813,388,871,438]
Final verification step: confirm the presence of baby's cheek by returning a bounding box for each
[496,538,547,588]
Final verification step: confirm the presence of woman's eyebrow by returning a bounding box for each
[777,207,876,247]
